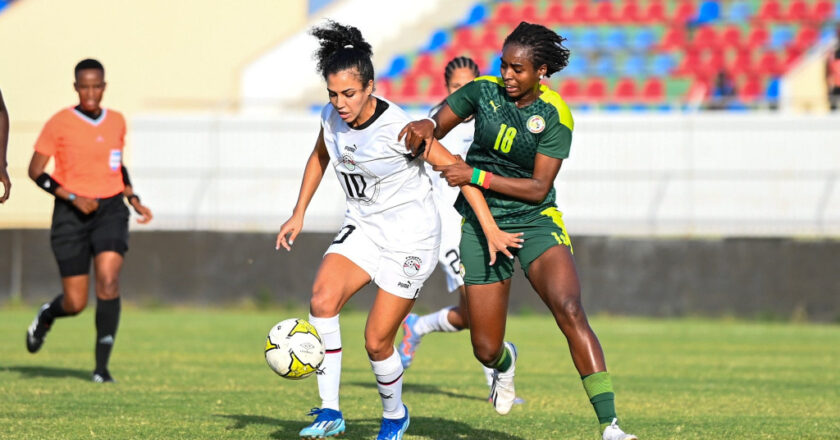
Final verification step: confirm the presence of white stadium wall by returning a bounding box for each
[120,111,840,238]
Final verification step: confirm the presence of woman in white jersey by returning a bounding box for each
[275,21,522,440]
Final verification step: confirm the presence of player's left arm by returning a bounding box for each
[121,164,153,224]
[424,139,523,266]
[0,88,10,203]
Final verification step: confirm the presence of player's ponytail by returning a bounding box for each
[503,22,570,78]
[311,20,374,85]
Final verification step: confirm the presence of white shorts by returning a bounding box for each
[325,222,437,300]
[437,206,465,292]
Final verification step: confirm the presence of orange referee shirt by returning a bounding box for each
[34,107,126,198]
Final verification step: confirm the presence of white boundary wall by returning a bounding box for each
[130,112,840,237]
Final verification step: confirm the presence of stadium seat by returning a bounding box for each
[631,28,657,52]
[811,0,835,22]
[545,3,566,24]
[693,0,721,26]
[673,0,697,24]
[660,27,687,50]
[579,28,602,53]
[604,29,628,51]
[757,0,783,21]
[425,30,448,52]
[584,78,607,102]
[559,78,581,102]
[427,77,447,101]
[569,0,591,23]
[726,1,752,23]
[641,77,665,103]
[651,53,676,76]
[620,0,643,24]
[452,27,477,52]
[398,75,420,101]
[791,26,818,52]
[757,51,782,76]
[769,27,794,50]
[377,78,393,99]
[593,0,616,23]
[765,77,780,103]
[460,4,487,26]
[412,53,437,77]
[729,49,754,76]
[593,55,617,77]
[721,25,742,49]
[384,55,408,78]
[478,26,501,51]
[486,56,501,76]
[563,55,588,76]
[784,47,804,69]
[746,26,769,49]
[490,2,517,26]
[622,55,646,77]
[836,2,840,20]
[614,78,638,102]
[738,76,762,102]
[519,2,539,23]
[691,26,720,51]
[643,0,667,23]
[675,49,702,75]
[786,0,809,21]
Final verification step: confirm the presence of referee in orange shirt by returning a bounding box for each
[25,59,152,383]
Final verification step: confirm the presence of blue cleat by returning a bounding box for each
[299,408,345,439]
[376,405,410,440]
[397,314,421,369]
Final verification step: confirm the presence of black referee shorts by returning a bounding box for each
[50,194,130,277]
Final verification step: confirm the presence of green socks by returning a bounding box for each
[486,345,513,372]
[581,371,617,432]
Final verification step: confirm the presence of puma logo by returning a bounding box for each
[489,100,502,112]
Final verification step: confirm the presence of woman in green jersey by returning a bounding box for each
[399,22,636,440]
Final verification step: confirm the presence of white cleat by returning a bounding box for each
[489,341,517,415]
[602,418,638,440]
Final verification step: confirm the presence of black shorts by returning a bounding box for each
[50,194,130,277]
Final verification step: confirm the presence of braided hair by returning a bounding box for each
[443,56,480,87]
[503,22,570,77]
[310,20,374,84]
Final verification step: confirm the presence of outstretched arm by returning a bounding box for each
[276,127,330,251]
[423,139,522,266]
[399,103,466,157]
[0,89,10,203]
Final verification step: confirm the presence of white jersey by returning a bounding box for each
[321,97,440,251]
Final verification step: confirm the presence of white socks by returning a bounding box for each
[309,314,341,411]
[370,349,406,419]
[415,307,459,336]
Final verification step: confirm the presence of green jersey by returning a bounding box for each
[446,76,574,224]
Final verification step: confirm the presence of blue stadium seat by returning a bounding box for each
[769,27,794,50]
[384,55,408,78]
[486,57,502,76]
[836,2,840,20]
[564,55,588,76]
[622,55,646,77]
[631,28,657,52]
[766,78,780,102]
[693,0,721,25]
[593,55,616,76]
[650,54,676,76]
[579,29,601,53]
[460,4,487,26]
[425,30,448,52]
[562,29,581,51]
[726,1,751,23]
[604,29,628,51]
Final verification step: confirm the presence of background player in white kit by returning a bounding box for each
[275,22,522,440]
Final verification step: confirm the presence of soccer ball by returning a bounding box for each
[265,318,325,380]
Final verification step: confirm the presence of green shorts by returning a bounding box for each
[459,207,573,285]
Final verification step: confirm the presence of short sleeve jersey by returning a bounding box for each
[321,97,439,250]
[34,108,126,198]
[446,76,574,224]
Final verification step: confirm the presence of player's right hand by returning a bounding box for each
[72,196,99,214]
[484,227,524,266]
[0,167,10,203]
[398,119,435,156]
[276,215,303,252]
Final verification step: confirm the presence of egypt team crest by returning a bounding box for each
[527,115,546,133]
[403,256,422,276]
[341,154,356,171]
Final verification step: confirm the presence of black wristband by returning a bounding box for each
[127,194,140,204]
[35,172,59,195]
[121,165,132,187]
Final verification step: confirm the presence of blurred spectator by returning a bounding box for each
[827,26,840,110]
[707,70,736,110]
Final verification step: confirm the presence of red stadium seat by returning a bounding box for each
[660,27,687,50]
[641,77,665,103]
[452,27,477,52]
[644,0,666,23]
[676,49,702,76]
[570,0,591,23]
[791,26,818,52]
[614,78,638,102]
[559,78,581,102]
[787,0,809,21]
[520,1,539,23]
[584,78,607,102]
[491,3,517,26]
[620,0,643,24]
[478,26,501,51]
[721,25,743,49]
[376,78,393,99]
[746,27,769,49]
[427,77,447,102]
[399,75,420,101]
[812,0,835,22]
[593,1,616,23]
[691,26,720,51]
[757,51,782,76]
[757,0,782,21]
[545,3,566,24]
[673,0,696,24]
[784,47,804,70]
[412,53,437,77]
[738,76,762,102]
[729,49,754,76]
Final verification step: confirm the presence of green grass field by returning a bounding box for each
[1,307,838,439]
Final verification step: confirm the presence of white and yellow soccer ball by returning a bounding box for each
[264,318,325,380]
